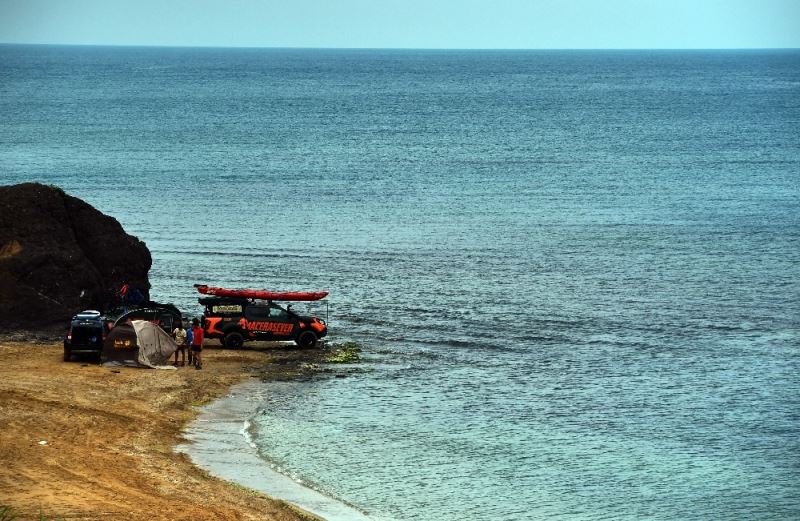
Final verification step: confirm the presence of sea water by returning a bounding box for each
[1,45,799,520]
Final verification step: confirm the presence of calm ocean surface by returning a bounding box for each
[2,45,799,520]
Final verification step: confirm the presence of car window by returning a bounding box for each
[159,313,174,330]
[270,305,289,319]
[245,305,271,320]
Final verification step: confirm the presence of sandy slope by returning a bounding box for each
[0,340,322,521]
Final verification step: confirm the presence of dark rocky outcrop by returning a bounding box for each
[0,183,151,331]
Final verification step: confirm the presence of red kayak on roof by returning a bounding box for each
[195,284,329,301]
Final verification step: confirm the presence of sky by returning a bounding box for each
[0,0,797,49]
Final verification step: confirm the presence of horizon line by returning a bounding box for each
[1,41,798,52]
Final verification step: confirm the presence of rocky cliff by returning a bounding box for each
[0,183,151,331]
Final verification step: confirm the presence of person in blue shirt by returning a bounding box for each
[185,320,195,366]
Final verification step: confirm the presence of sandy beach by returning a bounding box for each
[0,339,324,521]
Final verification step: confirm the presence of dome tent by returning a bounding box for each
[102,320,177,368]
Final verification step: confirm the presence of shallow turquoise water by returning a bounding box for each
[1,46,799,519]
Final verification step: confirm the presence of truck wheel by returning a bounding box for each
[224,332,244,349]
[63,346,72,362]
[295,330,318,349]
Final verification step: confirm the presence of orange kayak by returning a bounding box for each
[195,284,328,301]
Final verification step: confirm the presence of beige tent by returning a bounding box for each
[102,320,177,368]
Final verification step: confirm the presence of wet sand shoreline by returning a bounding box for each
[179,380,373,521]
[0,339,326,521]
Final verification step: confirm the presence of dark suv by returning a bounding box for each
[63,303,183,362]
[64,310,108,362]
[200,297,327,348]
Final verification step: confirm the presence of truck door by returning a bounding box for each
[243,304,294,339]
[244,305,273,338]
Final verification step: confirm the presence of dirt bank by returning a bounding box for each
[0,340,325,520]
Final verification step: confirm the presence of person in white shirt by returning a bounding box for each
[172,322,187,367]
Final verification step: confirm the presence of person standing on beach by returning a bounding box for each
[190,318,204,370]
[172,322,187,366]
[186,321,194,366]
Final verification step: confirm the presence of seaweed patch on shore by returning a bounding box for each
[250,341,365,382]
[323,341,362,364]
